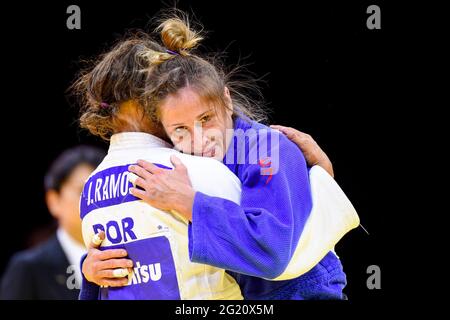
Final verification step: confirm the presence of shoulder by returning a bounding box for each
[235,119,306,178]
[234,118,303,158]
[7,236,61,268]
[178,152,239,181]
[177,153,241,203]
[255,121,303,156]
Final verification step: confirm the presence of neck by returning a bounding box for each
[59,227,85,247]
[113,100,164,137]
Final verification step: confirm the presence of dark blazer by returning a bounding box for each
[0,234,80,300]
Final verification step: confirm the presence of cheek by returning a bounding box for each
[60,193,82,218]
[168,132,194,154]
[206,122,226,144]
[174,139,193,154]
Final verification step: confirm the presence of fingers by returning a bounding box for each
[270,125,306,137]
[130,171,167,195]
[270,125,298,140]
[138,160,165,175]
[270,125,294,133]
[89,231,105,249]
[97,268,130,279]
[130,185,149,201]
[99,277,130,287]
[170,155,187,172]
[112,268,130,278]
[270,125,313,146]
[271,125,333,176]
[269,125,285,132]
[128,172,139,186]
[96,248,128,260]
[133,176,148,190]
[129,171,159,197]
[128,160,168,189]
[97,258,133,270]
[128,164,153,181]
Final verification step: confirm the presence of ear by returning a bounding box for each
[224,87,234,116]
[45,190,60,219]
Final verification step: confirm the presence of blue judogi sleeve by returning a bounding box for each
[188,124,313,279]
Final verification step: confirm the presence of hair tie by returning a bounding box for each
[166,49,179,56]
[100,102,110,109]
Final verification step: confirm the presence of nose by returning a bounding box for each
[191,126,210,154]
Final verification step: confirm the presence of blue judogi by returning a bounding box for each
[188,117,347,299]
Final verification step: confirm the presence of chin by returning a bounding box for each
[201,148,223,160]
[210,150,224,161]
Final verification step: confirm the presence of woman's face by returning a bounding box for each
[46,164,94,245]
[158,87,234,160]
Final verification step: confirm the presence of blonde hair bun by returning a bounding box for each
[158,17,203,55]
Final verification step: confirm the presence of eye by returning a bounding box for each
[200,114,212,123]
[173,127,189,139]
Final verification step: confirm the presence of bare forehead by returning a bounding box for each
[64,164,95,186]
[160,88,215,123]
[163,87,205,108]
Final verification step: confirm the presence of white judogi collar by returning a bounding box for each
[109,132,173,152]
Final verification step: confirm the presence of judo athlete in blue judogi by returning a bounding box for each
[74,13,359,300]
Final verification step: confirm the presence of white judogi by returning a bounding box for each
[80,132,243,300]
[80,131,359,299]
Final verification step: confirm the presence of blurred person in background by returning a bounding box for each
[0,145,105,300]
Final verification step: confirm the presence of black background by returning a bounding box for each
[1,0,390,301]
